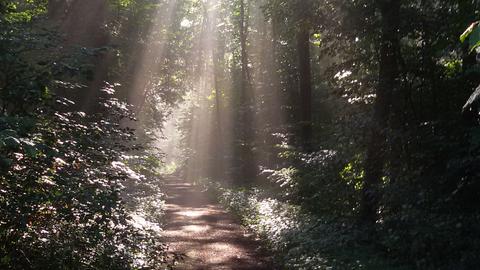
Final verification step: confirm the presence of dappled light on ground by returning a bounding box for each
[162,178,272,270]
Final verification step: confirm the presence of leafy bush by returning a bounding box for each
[0,7,174,269]
[0,90,174,269]
[199,179,410,270]
[261,149,361,219]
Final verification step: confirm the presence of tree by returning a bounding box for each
[295,1,314,151]
[297,19,313,151]
[360,0,401,226]
[232,0,256,183]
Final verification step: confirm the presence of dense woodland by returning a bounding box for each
[2,0,480,269]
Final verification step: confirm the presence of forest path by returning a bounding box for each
[162,176,273,270]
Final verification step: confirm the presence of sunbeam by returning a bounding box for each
[127,0,179,126]
[3,0,479,269]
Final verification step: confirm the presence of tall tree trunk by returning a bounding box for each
[296,20,313,151]
[239,0,249,100]
[361,0,400,226]
[211,53,225,180]
[210,4,225,181]
[236,0,256,182]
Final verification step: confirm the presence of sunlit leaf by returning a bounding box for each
[460,21,480,52]
[460,21,479,43]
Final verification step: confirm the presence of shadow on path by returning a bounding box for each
[162,177,273,270]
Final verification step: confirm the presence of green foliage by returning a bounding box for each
[460,21,480,52]
[110,0,135,8]
[3,0,480,269]
[441,59,463,78]
[200,179,411,270]
[340,156,364,191]
[1,0,47,22]
[0,92,173,269]
[0,3,175,269]
[0,95,170,269]
[291,150,360,218]
[197,1,480,269]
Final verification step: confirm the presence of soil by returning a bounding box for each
[162,177,274,270]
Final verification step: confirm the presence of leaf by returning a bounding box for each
[471,40,480,53]
[23,144,38,158]
[469,25,480,52]
[0,157,12,167]
[0,129,17,138]
[3,136,21,149]
[460,21,480,53]
[460,21,479,43]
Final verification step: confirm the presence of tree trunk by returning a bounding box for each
[211,21,225,181]
[236,0,256,183]
[296,20,313,151]
[361,0,400,226]
[239,0,249,98]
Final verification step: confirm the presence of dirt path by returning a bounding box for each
[162,177,273,270]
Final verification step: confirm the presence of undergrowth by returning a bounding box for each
[198,179,412,270]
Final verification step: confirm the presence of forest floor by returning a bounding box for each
[162,177,274,270]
